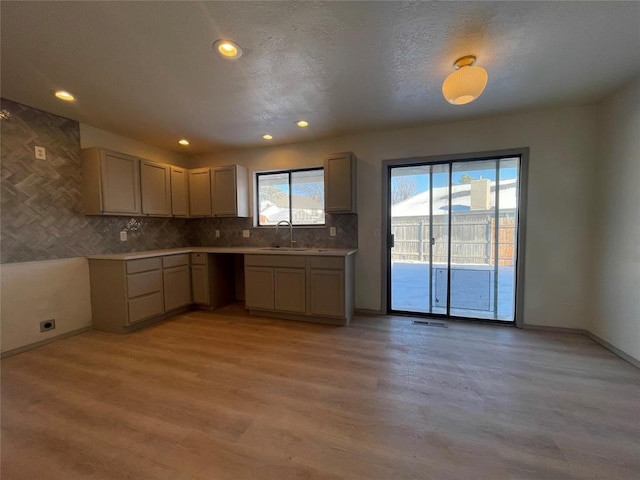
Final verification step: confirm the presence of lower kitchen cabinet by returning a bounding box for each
[89,254,191,332]
[308,269,344,317]
[163,254,191,311]
[275,268,306,313]
[244,254,354,324]
[245,266,275,310]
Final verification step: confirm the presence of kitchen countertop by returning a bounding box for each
[87,246,357,261]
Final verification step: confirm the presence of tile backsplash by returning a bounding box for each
[188,214,357,249]
[0,99,357,264]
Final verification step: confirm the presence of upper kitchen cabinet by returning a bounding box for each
[140,160,171,216]
[81,147,141,215]
[188,168,212,216]
[212,165,249,217]
[324,152,357,214]
[170,166,189,217]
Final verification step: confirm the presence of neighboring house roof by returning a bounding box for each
[392,179,518,217]
[270,195,324,210]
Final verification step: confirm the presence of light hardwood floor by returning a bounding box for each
[2,305,639,479]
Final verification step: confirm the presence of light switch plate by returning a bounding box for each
[329,227,337,237]
[242,230,250,238]
[34,146,46,160]
[120,231,127,241]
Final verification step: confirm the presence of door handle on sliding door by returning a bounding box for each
[389,234,394,248]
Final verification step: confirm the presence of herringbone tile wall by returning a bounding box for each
[0,99,189,263]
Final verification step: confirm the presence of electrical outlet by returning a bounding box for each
[242,230,250,238]
[329,227,337,237]
[40,319,56,332]
[120,231,127,241]
[34,146,46,160]
[215,230,221,238]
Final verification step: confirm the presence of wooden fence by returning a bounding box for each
[391,212,516,266]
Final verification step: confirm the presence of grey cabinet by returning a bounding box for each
[324,152,357,213]
[162,254,191,311]
[274,268,306,313]
[89,254,195,332]
[190,253,210,305]
[81,147,141,215]
[245,266,275,310]
[170,166,189,217]
[89,257,163,332]
[188,168,212,216]
[141,160,171,216]
[212,165,249,217]
[244,255,306,313]
[308,269,344,317]
[244,254,354,323]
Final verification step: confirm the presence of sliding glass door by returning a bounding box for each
[388,154,522,323]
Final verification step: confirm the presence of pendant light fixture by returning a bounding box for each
[442,55,488,105]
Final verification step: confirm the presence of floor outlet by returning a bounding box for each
[40,319,56,332]
[242,230,250,238]
[120,231,127,241]
[329,227,337,237]
[215,230,221,238]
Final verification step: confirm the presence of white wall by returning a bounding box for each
[80,123,190,168]
[590,77,640,361]
[0,258,92,353]
[195,105,598,329]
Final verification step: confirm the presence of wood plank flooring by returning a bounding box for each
[2,304,639,479]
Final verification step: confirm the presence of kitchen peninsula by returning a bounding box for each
[88,247,356,333]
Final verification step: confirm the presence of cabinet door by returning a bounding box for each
[170,166,189,217]
[141,161,171,216]
[245,267,274,310]
[191,264,210,305]
[324,153,356,213]
[128,292,164,324]
[212,166,237,216]
[101,151,141,214]
[274,268,306,313]
[163,265,191,311]
[309,269,344,317]
[188,168,212,216]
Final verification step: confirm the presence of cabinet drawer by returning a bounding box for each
[128,292,164,324]
[162,253,189,268]
[126,257,161,274]
[244,254,306,268]
[127,270,162,298]
[190,252,208,265]
[308,256,344,270]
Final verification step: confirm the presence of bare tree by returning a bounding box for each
[391,176,418,204]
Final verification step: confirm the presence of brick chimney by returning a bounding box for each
[470,179,491,210]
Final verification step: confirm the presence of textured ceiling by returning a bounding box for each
[2,1,639,154]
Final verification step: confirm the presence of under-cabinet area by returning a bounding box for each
[88,248,356,332]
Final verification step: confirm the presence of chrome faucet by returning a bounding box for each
[276,220,296,248]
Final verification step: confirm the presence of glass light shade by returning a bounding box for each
[442,65,488,105]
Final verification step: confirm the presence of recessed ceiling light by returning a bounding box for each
[262,134,273,140]
[296,120,309,128]
[213,39,242,60]
[178,139,190,146]
[55,90,75,102]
